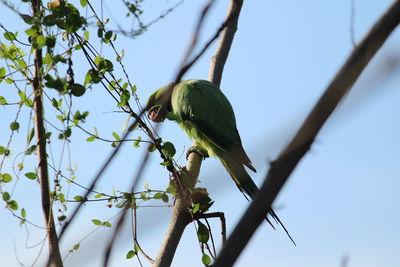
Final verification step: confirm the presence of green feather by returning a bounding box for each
[147,79,295,244]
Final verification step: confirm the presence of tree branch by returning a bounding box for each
[212,1,400,266]
[208,0,243,87]
[31,0,63,266]
[153,1,243,266]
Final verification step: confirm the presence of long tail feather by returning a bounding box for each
[220,155,296,245]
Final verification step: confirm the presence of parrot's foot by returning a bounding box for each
[186,145,209,159]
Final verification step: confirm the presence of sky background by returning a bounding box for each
[0,0,400,266]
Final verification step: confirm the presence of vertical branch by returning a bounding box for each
[208,0,243,86]
[31,0,63,266]
[153,1,243,266]
[213,1,400,266]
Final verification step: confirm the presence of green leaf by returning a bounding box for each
[0,67,5,78]
[147,143,156,152]
[27,128,35,145]
[131,84,137,94]
[161,142,176,157]
[46,36,56,48]
[133,139,140,148]
[2,173,12,183]
[73,243,80,250]
[36,35,47,48]
[58,215,67,221]
[51,98,58,108]
[24,27,37,37]
[65,13,84,33]
[25,145,37,155]
[21,208,26,218]
[20,14,33,24]
[192,203,200,214]
[58,193,66,203]
[197,222,209,243]
[2,192,10,201]
[139,191,147,200]
[98,59,113,73]
[105,31,113,40]
[162,193,169,203]
[43,15,57,26]
[104,221,112,228]
[92,219,102,226]
[43,53,52,64]
[84,69,101,85]
[24,172,37,180]
[73,195,83,201]
[97,27,103,38]
[0,146,7,155]
[68,83,86,97]
[112,132,120,141]
[17,59,27,69]
[84,30,89,40]
[126,250,136,259]
[94,56,102,66]
[202,254,211,265]
[4,32,16,41]
[160,161,171,167]
[153,192,163,199]
[117,90,130,108]
[80,0,88,7]
[0,96,7,105]
[8,200,18,210]
[10,122,19,131]
[24,98,33,107]
[86,136,96,142]
[64,128,72,138]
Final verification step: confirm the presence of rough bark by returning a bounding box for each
[31,1,63,266]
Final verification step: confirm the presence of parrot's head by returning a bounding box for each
[146,83,174,123]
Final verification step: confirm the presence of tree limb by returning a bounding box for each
[31,0,63,266]
[208,0,243,87]
[213,1,400,266]
[153,0,243,266]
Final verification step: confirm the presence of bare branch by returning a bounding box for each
[208,0,243,87]
[213,1,400,266]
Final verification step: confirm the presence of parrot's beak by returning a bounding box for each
[147,105,163,122]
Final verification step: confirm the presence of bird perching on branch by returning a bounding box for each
[146,79,294,244]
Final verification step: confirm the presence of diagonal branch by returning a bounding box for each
[212,1,400,266]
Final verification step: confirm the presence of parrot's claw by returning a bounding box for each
[186,145,209,159]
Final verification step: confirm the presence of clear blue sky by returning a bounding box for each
[1,0,399,266]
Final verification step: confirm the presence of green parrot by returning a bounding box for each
[146,79,293,243]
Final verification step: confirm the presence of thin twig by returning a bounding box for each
[132,205,155,264]
[102,141,154,267]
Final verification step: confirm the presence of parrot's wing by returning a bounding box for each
[174,80,256,172]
